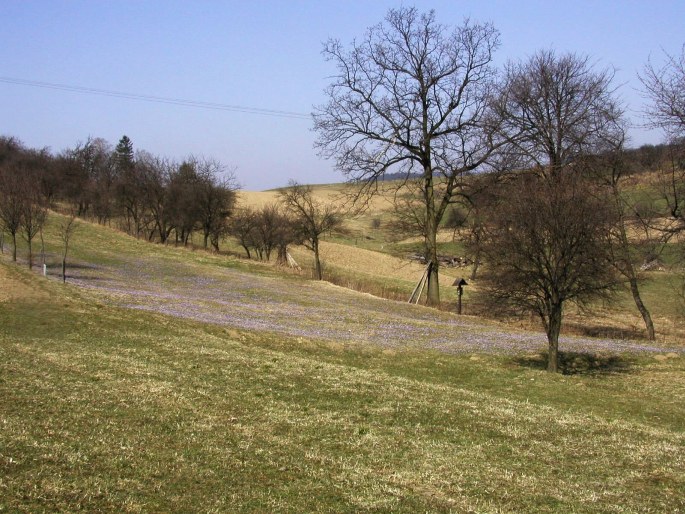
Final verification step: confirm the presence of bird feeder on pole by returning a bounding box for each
[452,278,468,314]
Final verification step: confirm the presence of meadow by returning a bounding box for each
[1,197,684,512]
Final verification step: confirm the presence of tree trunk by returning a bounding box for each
[11,232,17,262]
[426,259,440,306]
[313,238,323,280]
[276,245,287,266]
[40,230,45,267]
[545,302,563,373]
[470,247,481,281]
[423,159,441,306]
[62,259,66,284]
[628,276,656,340]
[425,211,440,306]
[27,237,33,269]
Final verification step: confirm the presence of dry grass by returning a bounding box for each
[236,181,684,345]
[292,240,442,284]
[1,261,684,512]
[236,190,281,209]
[0,258,50,303]
[1,214,684,512]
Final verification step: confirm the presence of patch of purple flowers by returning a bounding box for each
[68,255,683,355]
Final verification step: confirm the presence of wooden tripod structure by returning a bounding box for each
[408,262,433,304]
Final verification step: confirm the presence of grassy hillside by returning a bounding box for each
[1,212,684,512]
[235,182,685,344]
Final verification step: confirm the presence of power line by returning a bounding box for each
[0,76,312,120]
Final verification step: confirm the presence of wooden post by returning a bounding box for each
[457,284,463,314]
[452,278,468,315]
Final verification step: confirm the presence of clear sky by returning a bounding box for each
[1,0,683,190]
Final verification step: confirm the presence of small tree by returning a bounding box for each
[0,164,24,262]
[253,204,288,261]
[192,157,237,251]
[20,182,48,269]
[228,207,259,259]
[137,153,174,243]
[481,172,617,373]
[279,181,345,280]
[168,161,203,246]
[583,134,659,341]
[58,213,78,283]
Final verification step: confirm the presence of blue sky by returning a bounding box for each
[1,1,683,190]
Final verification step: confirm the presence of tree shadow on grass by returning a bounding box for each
[514,351,638,375]
[566,322,646,341]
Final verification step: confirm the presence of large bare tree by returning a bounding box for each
[495,50,624,177]
[314,7,502,305]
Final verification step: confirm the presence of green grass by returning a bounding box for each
[1,204,684,512]
[1,260,684,512]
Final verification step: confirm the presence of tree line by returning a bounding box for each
[0,134,237,255]
[0,134,346,282]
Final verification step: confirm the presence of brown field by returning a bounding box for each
[289,240,462,288]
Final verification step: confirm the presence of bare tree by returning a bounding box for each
[192,157,237,252]
[495,50,624,178]
[229,204,298,262]
[314,7,502,305]
[279,181,345,280]
[254,204,288,261]
[228,207,260,259]
[58,213,78,283]
[640,45,685,139]
[168,161,203,246]
[640,48,685,309]
[20,176,48,269]
[137,153,175,243]
[654,143,685,236]
[0,164,24,262]
[481,172,617,373]
[584,138,659,340]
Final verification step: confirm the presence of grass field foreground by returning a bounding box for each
[1,220,685,512]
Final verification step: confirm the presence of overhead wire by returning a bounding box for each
[0,76,311,120]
